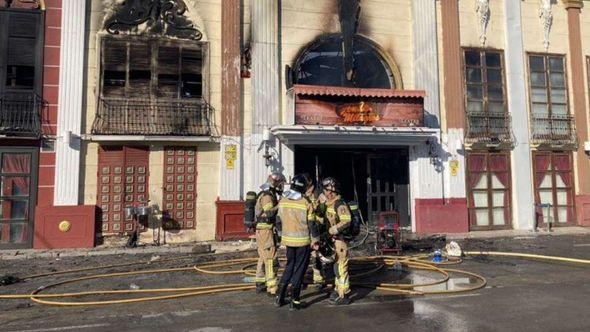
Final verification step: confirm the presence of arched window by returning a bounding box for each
[293,34,399,89]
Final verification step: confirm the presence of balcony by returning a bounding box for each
[92,97,212,136]
[0,91,43,138]
[531,114,578,148]
[465,111,513,148]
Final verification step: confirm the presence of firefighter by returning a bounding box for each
[254,172,285,295]
[321,177,352,305]
[275,174,320,310]
[301,174,327,288]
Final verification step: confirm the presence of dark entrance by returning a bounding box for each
[295,146,410,227]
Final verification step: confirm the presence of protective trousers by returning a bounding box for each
[280,245,311,301]
[310,250,325,284]
[333,239,350,297]
[255,229,277,294]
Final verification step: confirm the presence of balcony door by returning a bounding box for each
[466,152,512,230]
[533,152,576,226]
[0,147,38,249]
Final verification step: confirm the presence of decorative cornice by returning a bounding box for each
[539,0,553,51]
[102,0,203,40]
[475,0,490,45]
[562,0,584,10]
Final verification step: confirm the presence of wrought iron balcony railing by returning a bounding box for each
[0,91,43,138]
[92,97,212,136]
[465,111,513,146]
[531,114,578,146]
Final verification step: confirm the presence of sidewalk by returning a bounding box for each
[2,227,589,261]
[445,226,590,240]
[0,239,256,261]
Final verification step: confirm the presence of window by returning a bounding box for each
[528,54,567,118]
[0,10,43,94]
[533,152,575,225]
[464,49,506,115]
[101,38,204,99]
[293,34,396,89]
[466,152,512,230]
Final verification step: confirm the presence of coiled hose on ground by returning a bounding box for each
[0,250,588,306]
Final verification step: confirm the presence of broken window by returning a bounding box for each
[293,34,396,89]
[100,37,204,100]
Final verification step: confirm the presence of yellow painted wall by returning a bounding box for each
[278,0,414,124]
[459,0,505,49]
[81,0,223,241]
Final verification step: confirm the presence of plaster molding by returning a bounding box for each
[475,0,490,45]
[562,0,584,10]
[539,0,553,51]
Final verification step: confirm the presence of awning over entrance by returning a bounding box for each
[271,125,439,146]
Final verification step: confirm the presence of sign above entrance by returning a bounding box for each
[291,85,426,127]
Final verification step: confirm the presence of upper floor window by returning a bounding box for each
[0,10,43,94]
[100,37,204,100]
[292,34,398,89]
[464,49,506,115]
[528,54,567,118]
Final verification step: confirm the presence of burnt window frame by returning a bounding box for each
[0,8,45,96]
[291,33,401,89]
[98,35,208,101]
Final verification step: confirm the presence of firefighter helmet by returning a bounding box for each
[321,177,341,194]
[289,174,309,194]
[267,172,286,193]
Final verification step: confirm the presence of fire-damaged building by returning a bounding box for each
[1,0,590,249]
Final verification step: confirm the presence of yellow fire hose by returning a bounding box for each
[0,251,587,306]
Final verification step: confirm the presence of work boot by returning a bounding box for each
[275,283,288,307]
[329,295,351,306]
[289,287,303,311]
[328,291,339,302]
[255,283,267,294]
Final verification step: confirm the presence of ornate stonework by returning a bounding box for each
[475,0,490,45]
[102,0,205,40]
[539,0,553,51]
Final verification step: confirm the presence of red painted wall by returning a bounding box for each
[415,198,469,234]
[33,205,97,249]
[216,200,249,241]
[576,195,590,227]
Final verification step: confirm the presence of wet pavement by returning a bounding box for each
[0,234,589,332]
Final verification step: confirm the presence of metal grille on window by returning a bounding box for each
[528,55,575,145]
[163,147,197,230]
[97,146,149,234]
[463,49,511,146]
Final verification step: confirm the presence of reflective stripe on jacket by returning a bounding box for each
[278,197,319,247]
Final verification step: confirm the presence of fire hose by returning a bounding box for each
[0,251,588,306]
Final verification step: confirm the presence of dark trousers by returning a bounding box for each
[280,245,311,300]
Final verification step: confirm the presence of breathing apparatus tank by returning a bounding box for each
[244,191,258,230]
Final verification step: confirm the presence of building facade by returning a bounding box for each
[1,0,590,249]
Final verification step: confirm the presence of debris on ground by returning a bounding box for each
[0,275,21,286]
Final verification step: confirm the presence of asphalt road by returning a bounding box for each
[1,234,589,332]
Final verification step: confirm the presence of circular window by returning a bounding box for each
[293,34,397,89]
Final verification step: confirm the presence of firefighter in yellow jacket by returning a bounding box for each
[321,177,352,305]
[254,172,285,295]
[275,174,319,310]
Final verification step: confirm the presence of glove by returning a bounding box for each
[328,225,339,236]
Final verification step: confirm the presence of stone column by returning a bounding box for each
[505,0,535,229]
[440,0,466,200]
[249,0,281,189]
[562,0,590,225]
[53,0,86,205]
[220,0,243,200]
